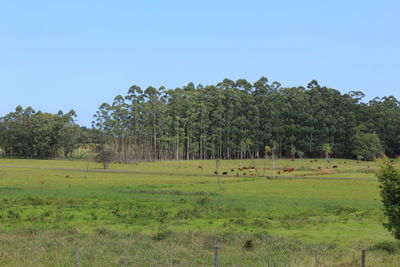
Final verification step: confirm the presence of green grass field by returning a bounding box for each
[0,158,399,266]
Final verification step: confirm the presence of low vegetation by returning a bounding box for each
[0,158,399,265]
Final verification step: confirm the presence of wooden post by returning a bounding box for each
[124,247,129,267]
[213,246,219,267]
[34,246,39,267]
[314,252,319,267]
[74,243,79,267]
[361,250,366,267]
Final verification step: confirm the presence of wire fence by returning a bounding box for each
[65,245,368,267]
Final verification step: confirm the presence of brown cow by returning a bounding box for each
[283,167,295,172]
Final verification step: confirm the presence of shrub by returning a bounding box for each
[196,197,210,205]
[95,144,115,169]
[243,239,254,250]
[371,241,400,254]
[377,157,400,239]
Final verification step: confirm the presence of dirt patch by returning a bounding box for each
[296,169,341,176]
[317,169,340,174]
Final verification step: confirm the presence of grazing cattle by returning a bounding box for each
[242,166,248,170]
[277,171,281,175]
[222,171,228,175]
[230,169,235,172]
[214,171,218,175]
[239,167,244,171]
[198,165,203,169]
[332,165,338,168]
[283,167,295,172]
[243,173,246,175]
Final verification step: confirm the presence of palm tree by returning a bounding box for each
[322,143,333,163]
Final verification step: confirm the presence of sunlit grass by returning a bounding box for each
[0,158,398,265]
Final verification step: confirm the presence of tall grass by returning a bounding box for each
[0,229,399,266]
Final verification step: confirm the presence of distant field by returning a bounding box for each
[0,157,382,177]
[0,158,399,266]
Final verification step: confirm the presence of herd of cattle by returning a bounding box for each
[195,159,393,177]
[203,165,293,176]
[196,161,350,177]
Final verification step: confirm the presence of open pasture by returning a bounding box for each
[0,157,384,178]
[0,158,399,266]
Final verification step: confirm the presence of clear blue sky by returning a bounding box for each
[1,0,399,126]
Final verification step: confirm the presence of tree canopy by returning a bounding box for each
[350,125,383,161]
[1,77,400,161]
[377,158,400,239]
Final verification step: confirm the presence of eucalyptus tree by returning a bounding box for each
[87,77,400,161]
[125,85,145,161]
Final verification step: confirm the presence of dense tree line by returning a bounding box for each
[1,77,399,161]
[92,78,399,162]
[0,106,96,158]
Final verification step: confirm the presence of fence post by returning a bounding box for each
[74,243,79,267]
[124,247,129,267]
[314,252,319,267]
[214,246,219,267]
[361,250,366,267]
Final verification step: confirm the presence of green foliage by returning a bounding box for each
[2,79,400,161]
[290,145,296,159]
[95,145,115,169]
[350,125,383,161]
[0,106,90,158]
[91,78,400,161]
[377,157,400,239]
[322,144,333,159]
